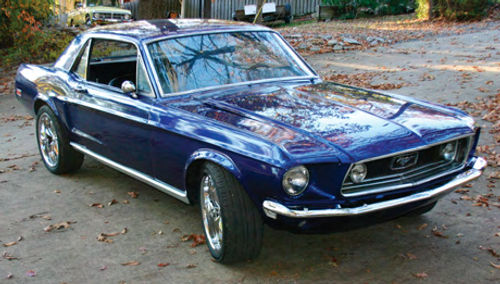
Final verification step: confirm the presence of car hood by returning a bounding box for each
[90,6,131,14]
[172,81,474,162]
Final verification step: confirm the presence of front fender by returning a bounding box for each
[184,148,242,181]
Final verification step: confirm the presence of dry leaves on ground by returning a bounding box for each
[2,252,18,260]
[432,226,448,239]
[127,192,138,198]
[413,272,428,279]
[157,263,170,267]
[44,221,75,232]
[97,228,128,243]
[2,241,17,247]
[121,261,140,266]
[181,234,206,247]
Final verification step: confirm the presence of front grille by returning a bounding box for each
[112,14,125,19]
[341,136,473,197]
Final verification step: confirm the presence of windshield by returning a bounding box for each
[87,0,119,7]
[147,31,313,95]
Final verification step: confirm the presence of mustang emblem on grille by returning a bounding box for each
[391,153,418,170]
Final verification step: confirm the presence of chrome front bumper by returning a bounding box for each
[263,157,487,219]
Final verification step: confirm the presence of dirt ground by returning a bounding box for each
[0,21,499,283]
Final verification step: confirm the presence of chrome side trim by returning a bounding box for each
[70,142,190,204]
[71,128,103,145]
[262,157,486,219]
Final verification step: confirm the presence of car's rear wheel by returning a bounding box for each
[36,106,83,174]
[199,162,263,263]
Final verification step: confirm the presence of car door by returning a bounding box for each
[66,37,156,175]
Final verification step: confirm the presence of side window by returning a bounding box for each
[71,40,91,79]
[87,39,137,87]
[70,38,154,97]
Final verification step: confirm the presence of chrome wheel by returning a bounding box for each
[201,174,223,256]
[38,113,59,168]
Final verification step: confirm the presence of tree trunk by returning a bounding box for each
[138,0,169,19]
[254,0,265,23]
[181,0,186,18]
[202,0,211,18]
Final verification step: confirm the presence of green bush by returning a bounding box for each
[0,0,71,67]
[416,0,493,20]
[321,0,415,19]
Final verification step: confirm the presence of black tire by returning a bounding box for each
[199,162,263,263]
[407,201,437,216]
[36,106,84,174]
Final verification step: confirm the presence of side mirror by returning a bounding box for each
[121,80,137,98]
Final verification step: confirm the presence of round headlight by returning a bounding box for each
[350,163,367,184]
[441,143,456,161]
[282,165,309,196]
[94,13,101,19]
[124,14,131,20]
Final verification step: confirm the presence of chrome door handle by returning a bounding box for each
[73,84,87,93]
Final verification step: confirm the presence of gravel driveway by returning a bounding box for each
[0,23,499,283]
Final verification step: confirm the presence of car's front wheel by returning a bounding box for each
[199,162,263,263]
[36,106,83,174]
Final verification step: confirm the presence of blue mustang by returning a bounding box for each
[15,19,486,263]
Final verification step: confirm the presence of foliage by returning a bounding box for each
[416,0,494,20]
[415,0,430,19]
[0,0,72,67]
[321,0,415,19]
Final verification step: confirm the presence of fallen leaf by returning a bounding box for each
[406,252,417,260]
[99,265,107,271]
[89,203,104,208]
[122,200,130,204]
[44,221,74,232]
[108,199,118,206]
[491,262,500,269]
[181,234,206,247]
[121,228,128,234]
[418,223,428,230]
[97,234,113,243]
[479,246,500,257]
[455,188,470,194]
[127,192,138,198]
[2,241,17,247]
[186,264,197,269]
[432,226,448,238]
[26,270,36,277]
[6,273,13,279]
[2,252,18,260]
[414,272,428,279]
[54,190,61,194]
[495,232,500,237]
[121,261,140,266]
[157,263,170,267]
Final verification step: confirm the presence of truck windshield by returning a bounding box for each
[87,0,119,7]
[148,31,313,95]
